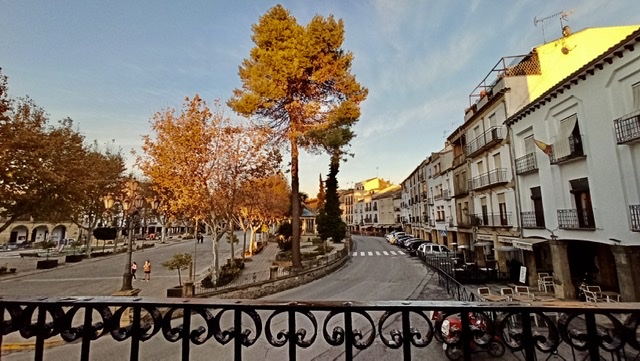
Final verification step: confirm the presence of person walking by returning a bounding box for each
[143,260,151,281]
[131,262,137,280]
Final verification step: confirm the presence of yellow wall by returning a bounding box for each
[529,25,640,100]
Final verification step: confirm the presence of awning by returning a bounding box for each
[457,245,469,249]
[513,239,548,251]
[473,241,493,247]
[495,246,517,252]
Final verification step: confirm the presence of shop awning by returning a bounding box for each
[495,246,517,252]
[473,241,493,247]
[513,239,547,251]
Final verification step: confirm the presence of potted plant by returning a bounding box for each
[36,240,59,269]
[65,240,84,263]
[162,253,193,298]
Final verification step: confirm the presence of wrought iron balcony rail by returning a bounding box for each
[557,209,596,230]
[434,192,444,201]
[515,153,538,175]
[469,168,508,191]
[630,204,640,232]
[470,212,512,227]
[1,297,638,361]
[550,135,585,164]
[614,109,640,144]
[521,211,545,229]
[465,126,505,156]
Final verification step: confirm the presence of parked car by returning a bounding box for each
[390,234,412,245]
[386,231,406,242]
[418,243,451,259]
[406,240,430,256]
[395,235,415,247]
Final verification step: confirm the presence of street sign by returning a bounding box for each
[440,230,447,237]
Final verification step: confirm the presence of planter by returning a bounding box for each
[36,259,59,269]
[166,286,183,298]
[65,254,84,263]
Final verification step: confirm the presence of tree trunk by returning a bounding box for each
[291,138,302,268]
[228,222,234,262]
[242,229,248,258]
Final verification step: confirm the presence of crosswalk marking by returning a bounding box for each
[351,250,408,257]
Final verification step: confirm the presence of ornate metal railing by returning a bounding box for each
[1,297,638,361]
[515,153,538,175]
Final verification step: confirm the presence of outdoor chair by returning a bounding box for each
[537,273,549,291]
[477,287,491,300]
[500,287,514,300]
[515,286,530,295]
[540,276,554,293]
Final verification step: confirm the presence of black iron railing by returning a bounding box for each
[557,209,595,230]
[614,109,640,144]
[470,212,512,227]
[2,297,639,361]
[521,211,545,229]
[515,153,538,175]
[630,204,640,232]
[465,126,504,156]
[469,168,508,191]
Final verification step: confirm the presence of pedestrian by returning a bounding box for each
[199,234,204,243]
[131,262,137,280]
[143,260,151,281]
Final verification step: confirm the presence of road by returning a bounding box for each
[3,235,476,360]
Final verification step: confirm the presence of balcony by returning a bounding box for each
[550,135,585,164]
[470,212,513,227]
[422,215,429,222]
[452,154,466,168]
[515,153,538,175]
[434,192,443,201]
[457,215,471,228]
[443,189,452,200]
[469,168,508,191]
[630,204,640,231]
[557,209,596,230]
[1,295,635,361]
[614,109,640,144]
[453,182,469,197]
[429,219,435,227]
[465,126,505,157]
[521,211,545,229]
[427,197,434,205]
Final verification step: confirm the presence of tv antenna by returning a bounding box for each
[534,10,572,43]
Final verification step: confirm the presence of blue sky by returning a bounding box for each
[2,1,639,196]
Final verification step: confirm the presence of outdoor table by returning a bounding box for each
[482,294,509,302]
[598,291,621,302]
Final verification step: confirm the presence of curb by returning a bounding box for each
[1,338,66,352]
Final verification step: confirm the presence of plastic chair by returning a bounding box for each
[541,276,554,293]
[515,286,530,295]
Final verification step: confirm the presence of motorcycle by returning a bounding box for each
[440,312,506,360]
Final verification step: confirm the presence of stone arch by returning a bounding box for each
[50,225,67,243]
[9,225,29,245]
[30,225,49,243]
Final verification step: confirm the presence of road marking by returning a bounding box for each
[375,251,381,256]
[367,251,373,256]
[383,251,389,256]
[360,252,365,256]
[390,251,397,255]
[352,252,358,256]
[398,251,405,255]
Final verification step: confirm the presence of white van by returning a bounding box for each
[417,243,450,258]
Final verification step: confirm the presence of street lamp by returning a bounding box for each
[104,179,144,292]
[150,197,163,243]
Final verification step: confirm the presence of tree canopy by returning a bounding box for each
[228,5,367,268]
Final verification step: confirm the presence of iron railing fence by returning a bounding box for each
[614,109,640,144]
[1,296,638,361]
[515,152,538,175]
[630,204,640,232]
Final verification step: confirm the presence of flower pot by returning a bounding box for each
[36,259,59,269]
[65,254,84,263]
[166,286,183,298]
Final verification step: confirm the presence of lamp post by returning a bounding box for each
[104,178,144,292]
[150,197,163,243]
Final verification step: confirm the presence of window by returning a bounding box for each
[493,152,502,170]
[553,114,582,159]
[570,178,595,228]
[524,135,535,155]
[477,160,484,175]
[498,193,507,226]
[633,82,640,110]
[531,187,545,228]
[481,197,488,225]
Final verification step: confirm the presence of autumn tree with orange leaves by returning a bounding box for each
[138,95,280,282]
[233,172,290,258]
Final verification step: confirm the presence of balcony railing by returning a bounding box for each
[515,153,538,175]
[434,192,443,201]
[521,211,545,229]
[1,296,639,361]
[630,204,640,231]
[471,212,512,227]
[550,135,585,164]
[443,189,451,200]
[469,168,508,191]
[465,126,504,156]
[614,109,640,144]
[557,209,595,230]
